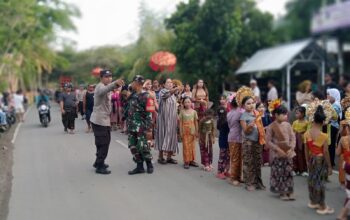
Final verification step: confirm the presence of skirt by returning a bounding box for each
[308,156,328,206]
[270,157,294,194]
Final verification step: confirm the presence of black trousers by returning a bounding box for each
[62,111,75,130]
[329,125,338,167]
[78,101,84,116]
[91,123,111,168]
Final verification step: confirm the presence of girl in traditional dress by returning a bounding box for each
[192,79,209,121]
[199,109,215,171]
[304,105,334,215]
[143,79,158,146]
[292,106,309,177]
[227,98,243,186]
[216,106,230,179]
[337,109,350,186]
[266,104,296,201]
[219,95,230,112]
[179,97,199,169]
[240,96,266,191]
[337,162,350,220]
[257,102,272,166]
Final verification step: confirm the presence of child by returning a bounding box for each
[292,106,309,177]
[199,109,215,171]
[266,105,296,201]
[227,98,242,186]
[240,96,266,191]
[304,105,334,215]
[179,97,199,169]
[257,102,272,166]
[337,162,350,220]
[216,106,230,179]
[219,95,230,112]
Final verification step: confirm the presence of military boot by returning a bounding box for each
[128,162,145,175]
[146,161,154,174]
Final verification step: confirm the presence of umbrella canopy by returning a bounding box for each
[91,67,102,77]
[149,51,177,72]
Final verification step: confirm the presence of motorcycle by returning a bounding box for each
[38,104,50,127]
[3,106,16,126]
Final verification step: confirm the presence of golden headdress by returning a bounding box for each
[341,97,350,111]
[345,108,350,123]
[306,100,334,124]
[236,86,254,106]
[172,79,183,88]
[268,99,282,113]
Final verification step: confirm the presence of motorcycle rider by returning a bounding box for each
[36,90,51,122]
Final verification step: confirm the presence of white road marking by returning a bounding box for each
[11,122,22,144]
[11,106,32,144]
[115,140,128,149]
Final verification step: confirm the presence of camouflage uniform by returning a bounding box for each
[126,91,153,163]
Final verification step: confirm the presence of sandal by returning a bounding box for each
[246,186,255,192]
[280,194,290,201]
[204,166,211,172]
[316,206,334,215]
[307,203,320,209]
[288,194,296,201]
[229,180,240,186]
[184,164,190,169]
[158,158,167,165]
[189,161,199,167]
[166,158,178,164]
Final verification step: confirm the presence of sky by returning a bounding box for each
[60,0,288,51]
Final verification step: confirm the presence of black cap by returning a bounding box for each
[132,75,145,84]
[100,69,112,77]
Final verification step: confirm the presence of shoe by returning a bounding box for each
[158,158,167,165]
[93,163,109,169]
[189,161,199,167]
[316,206,334,215]
[301,172,309,177]
[146,161,154,174]
[291,171,296,176]
[95,167,111,175]
[128,162,145,175]
[184,164,190,169]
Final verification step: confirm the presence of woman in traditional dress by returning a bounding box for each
[179,97,199,169]
[256,102,272,166]
[337,107,350,186]
[155,78,180,164]
[192,79,209,120]
[239,93,266,191]
[296,80,313,106]
[266,104,296,201]
[327,88,342,167]
[143,79,158,145]
[304,105,334,215]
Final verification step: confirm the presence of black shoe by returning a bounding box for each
[93,163,109,169]
[95,167,111,175]
[128,162,145,175]
[146,161,154,174]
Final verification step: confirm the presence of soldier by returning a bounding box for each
[127,75,154,175]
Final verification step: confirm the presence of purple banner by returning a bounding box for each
[311,1,350,34]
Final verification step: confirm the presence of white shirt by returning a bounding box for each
[252,86,261,101]
[267,87,278,101]
[13,94,24,109]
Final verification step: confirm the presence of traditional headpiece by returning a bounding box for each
[236,86,254,106]
[341,97,350,110]
[306,100,334,124]
[268,99,282,113]
[345,108,350,124]
[172,79,183,88]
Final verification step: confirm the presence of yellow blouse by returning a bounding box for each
[292,120,308,133]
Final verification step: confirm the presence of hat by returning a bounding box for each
[100,69,112,77]
[133,75,145,84]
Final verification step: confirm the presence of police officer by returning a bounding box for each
[90,69,124,175]
[127,75,154,175]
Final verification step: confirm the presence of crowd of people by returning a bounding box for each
[55,70,350,219]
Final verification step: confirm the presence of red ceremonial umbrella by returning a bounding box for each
[149,51,177,72]
[91,67,102,77]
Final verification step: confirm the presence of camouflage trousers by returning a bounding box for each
[128,132,152,163]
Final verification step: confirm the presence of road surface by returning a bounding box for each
[7,105,343,220]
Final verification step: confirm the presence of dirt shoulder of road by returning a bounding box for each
[0,126,15,220]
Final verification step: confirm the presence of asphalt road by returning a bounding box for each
[7,105,344,220]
